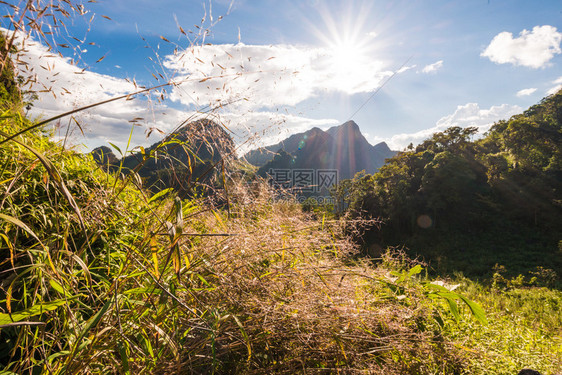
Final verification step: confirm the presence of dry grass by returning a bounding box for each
[0,109,469,373]
[119,193,468,374]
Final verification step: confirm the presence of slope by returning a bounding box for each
[92,118,235,196]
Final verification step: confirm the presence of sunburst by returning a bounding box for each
[308,1,385,93]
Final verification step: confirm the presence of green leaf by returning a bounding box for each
[458,294,487,325]
[0,299,68,326]
[174,197,183,229]
[123,287,162,295]
[442,294,460,321]
[147,188,174,204]
[229,314,252,361]
[0,213,44,247]
[407,264,423,277]
[197,274,210,286]
[0,133,87,232]
[425,282,450,293]
[47,351,71,364]
[108,142,122,157]
[49,279,72,297]
[118,341,131,374]
[63,299,112,370]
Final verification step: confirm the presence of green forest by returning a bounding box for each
[332,98,562,282]
[1,9,562,375]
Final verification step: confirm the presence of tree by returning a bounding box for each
[0,32,21,106]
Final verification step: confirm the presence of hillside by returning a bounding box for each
[244,121,396,180]
[92,118,235,196]
[94,119,396,199]
[2,108,561,374]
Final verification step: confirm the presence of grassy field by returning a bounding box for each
[0,105,560,374]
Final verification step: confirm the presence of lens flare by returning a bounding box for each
[417,215,433,229]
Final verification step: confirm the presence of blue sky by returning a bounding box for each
[4,0,562,152]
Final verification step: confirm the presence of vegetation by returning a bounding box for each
[0,69,560,375]
[0,109,483,373]
[91,118,236,198]
[334,94,562,282]
[0,33,21,107]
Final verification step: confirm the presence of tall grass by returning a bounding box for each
[0,108,471,373]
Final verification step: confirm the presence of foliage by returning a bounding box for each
[0,108,472,374]
[9,104,559,374]
[335,93,562,281]
[91,118,236,199]
[0,32,21,107]
[445,276,562,375]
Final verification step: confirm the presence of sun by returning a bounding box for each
[322,33,381,92]
[308,2,384,93]
[328,37,370,72]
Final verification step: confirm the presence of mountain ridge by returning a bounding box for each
[244,120,396,180]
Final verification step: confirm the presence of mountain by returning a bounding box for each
[244,121,396,181]
[91,119,395,197]
[91,119,235,196]
[325,121,396,178]
[243,127,329,166]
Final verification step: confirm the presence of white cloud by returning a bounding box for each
[220,112,339,155]
[481,25,562,69]
[163,43,394,110]
[398,64,416,73]
[421,60,443,74]
[8,31,163,150]
[9,31,341,153]
[378,103,522,150]
[516,88,537,97]
[546,76,562,95]
[11,33,524,156]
